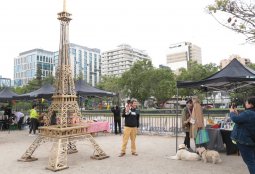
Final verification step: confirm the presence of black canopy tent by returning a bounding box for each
[75,80,115,97]
[174,58,255,151]
[15,80,115,100]
[177,58,255,91]
[0,87,19,102]
[14,81,115,112]
[75,80,115,109]
[14,84,55,100]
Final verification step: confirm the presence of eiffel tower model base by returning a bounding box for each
[18,125,109,172]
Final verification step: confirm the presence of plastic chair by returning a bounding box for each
[9,124,18,130]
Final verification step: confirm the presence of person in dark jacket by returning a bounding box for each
[111,106,121,135]
[230,96,255,174]
[182,98,193,151]
[4,104,13,129]
[119,100,139,157]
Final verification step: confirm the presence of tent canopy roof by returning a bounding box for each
[0,87,19,101]
[177,58,255,91]
[75,80,115,97]
[15,80,115,99]
[15,84,55,99]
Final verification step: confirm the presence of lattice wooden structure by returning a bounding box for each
[18,0,109,171]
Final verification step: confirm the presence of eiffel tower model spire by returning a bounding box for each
[18,0,109,171]
[48,0,80,128]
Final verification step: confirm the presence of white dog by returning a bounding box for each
[168,144,201,161]
[196,147,222,164]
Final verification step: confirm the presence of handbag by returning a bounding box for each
[195,128,209,145]
[187,109,196,125]
[189,117,196,124]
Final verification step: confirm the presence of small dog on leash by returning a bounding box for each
[196,147,222,164]
[168,144,201,161]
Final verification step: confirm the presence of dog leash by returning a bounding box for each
[200,149,206,155]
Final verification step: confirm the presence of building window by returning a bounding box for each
[72,48,76,54]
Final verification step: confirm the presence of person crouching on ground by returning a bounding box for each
[14,111,24,130]
[230,97,255,174]
[119,100,140,157]
[182,98,193,151]
[29,104,39,136]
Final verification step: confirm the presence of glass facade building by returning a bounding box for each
[0,76,11,87]
[14,49,54,86]
[54,43,101,86]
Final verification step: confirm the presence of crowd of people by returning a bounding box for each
[1,96,254,173]
[0,104,43,134]
[0,105,26,130]
[181,96,255,174]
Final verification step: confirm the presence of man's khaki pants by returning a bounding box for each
[121,126,137,153]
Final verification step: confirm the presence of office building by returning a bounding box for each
[101,44,151,76]
[159,64,171,71]
[54,43,101,86]
[220,55,251,69]
[166,42,202,71]
[14,49,54,86]
[0,76,11,87]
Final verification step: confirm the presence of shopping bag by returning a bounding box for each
[189,117,196,124]
[195,128,209,145]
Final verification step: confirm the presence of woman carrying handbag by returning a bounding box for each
[190,96,207,148]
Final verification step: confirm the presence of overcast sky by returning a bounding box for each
[1,0,254,79]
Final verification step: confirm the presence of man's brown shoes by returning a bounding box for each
[118,153,138,157]
[118,153,125,157]
[132,153,138,156]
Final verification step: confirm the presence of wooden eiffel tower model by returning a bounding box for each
[18,0,109,171]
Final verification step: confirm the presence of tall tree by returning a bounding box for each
[13,86,25,95]
[247,62,255,70]
[208,0,255,42]
[75,71,84,81]
[120,60,154,105]
[177,61,218,81]
[42,75,55,85]
[14,75,55,94]
[150,68,176,108]
[177,61,219,96]
[36,63,42,88]
[97,75,121,93]
[97,75,123,105]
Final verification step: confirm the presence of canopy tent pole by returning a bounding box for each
[175,87,179,152]
[117,93,120,107]
[205,88,209,119]
[79,94,82,113]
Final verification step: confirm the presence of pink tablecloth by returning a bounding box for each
[87,121,110,133]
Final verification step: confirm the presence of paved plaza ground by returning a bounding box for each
[0,130,249,174]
